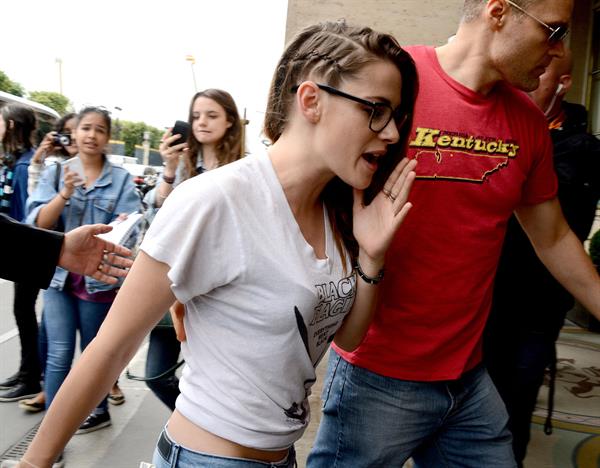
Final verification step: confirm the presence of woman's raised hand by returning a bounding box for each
[62,166,83,197]
[159,128,188,176]
[32,131,58,164]
[352,158,417,264]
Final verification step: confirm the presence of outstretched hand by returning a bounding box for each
[59,224,134,284]
[353,158,417,264]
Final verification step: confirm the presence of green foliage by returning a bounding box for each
[0,70,25,97]
[119,120,163,156]
[589,229,600,267]
[28,91,70,115]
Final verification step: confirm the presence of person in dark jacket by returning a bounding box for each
[0,104,45,401]
[0,214,133,288]
[484,48,600,467]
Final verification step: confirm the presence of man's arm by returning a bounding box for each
[0,214,63,288]
[0,215,133,288]
[59,224,133,284]
[516,198,600,319]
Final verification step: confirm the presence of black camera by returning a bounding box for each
[53,133,72,147]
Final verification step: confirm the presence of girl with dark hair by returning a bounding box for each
[21,111,126,413]
[150,88,243,210]
[142,89,244,410]
[27,113,78,195]
[0,104,44,404]
[18,21,418,468]
[25,107,141,439]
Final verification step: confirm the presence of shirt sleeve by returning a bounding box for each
[27,162,44,195]
[25,164,60,226]
[139,174,244,304]
[520,121,558,205]
[0,214,63,287]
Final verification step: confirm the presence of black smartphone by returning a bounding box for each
[170,120,190,147]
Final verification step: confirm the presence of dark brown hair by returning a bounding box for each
[264,20,418,262]
[184,89,242,179]
[54,112,77,157]
[1,104,36,156]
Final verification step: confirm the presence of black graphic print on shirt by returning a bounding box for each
[284,275,355,425]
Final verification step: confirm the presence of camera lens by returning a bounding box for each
[53,134,71,146]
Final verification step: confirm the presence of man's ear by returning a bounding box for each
[557,74,572,95]
[487,0,509,29]
[295,81,321,124]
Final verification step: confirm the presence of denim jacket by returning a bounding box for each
[26,157,141,293]
[0,148,34,221]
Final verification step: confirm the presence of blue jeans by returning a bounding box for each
[152,428,297,467]
[308,351,516,468]
[43,287,110,411]
[145,325,181,411]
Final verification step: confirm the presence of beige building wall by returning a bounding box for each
[285,0,464,47]
[286,0,595,109]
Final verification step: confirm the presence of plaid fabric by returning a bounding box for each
[0,165,15,215]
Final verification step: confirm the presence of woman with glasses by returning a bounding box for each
[17,20,418,468]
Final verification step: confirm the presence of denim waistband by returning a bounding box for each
[156,428,297,467]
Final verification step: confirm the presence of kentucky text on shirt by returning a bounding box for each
[409,127,520,157]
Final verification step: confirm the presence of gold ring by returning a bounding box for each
[97,263,103,271]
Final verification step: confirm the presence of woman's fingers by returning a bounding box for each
[383,159,417,207]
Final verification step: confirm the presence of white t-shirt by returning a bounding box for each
[140,150,356,450]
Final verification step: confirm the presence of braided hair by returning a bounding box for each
[264,20,418,263]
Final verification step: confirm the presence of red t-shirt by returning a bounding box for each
[333,45,558,381]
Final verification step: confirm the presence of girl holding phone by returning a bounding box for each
[142,89,243,411]
[148,88,242,211]
[25,107,141,437]
[18,21,417,468]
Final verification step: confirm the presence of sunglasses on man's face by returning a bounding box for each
[506,0,569,45]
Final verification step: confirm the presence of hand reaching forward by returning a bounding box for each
[353,158,417,265]
[59,224,134,284]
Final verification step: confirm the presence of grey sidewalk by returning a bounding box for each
[0,334,326,468]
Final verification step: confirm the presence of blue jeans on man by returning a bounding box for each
[308,350,516,467]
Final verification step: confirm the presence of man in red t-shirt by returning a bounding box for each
[309,1,600,467]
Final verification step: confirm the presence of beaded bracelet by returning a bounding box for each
[354,259,385,285]
[58,191,70,201]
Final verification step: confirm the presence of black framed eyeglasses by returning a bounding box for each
[291,83,408,133]
[506,0,569,45]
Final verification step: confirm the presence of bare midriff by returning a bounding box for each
[166,410,290,463]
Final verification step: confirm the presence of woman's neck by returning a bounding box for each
[78,152,104,168]
[268,136,331,217]
[201,145,219,170]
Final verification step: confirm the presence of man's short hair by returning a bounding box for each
[462,0,539,23]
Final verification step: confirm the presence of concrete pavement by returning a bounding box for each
[0,281,326,467]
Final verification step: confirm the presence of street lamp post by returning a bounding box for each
[185,55,197,92]
[55,58,63,95]
[113,106,123,142]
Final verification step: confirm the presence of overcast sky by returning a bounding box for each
[2,0,288,152]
